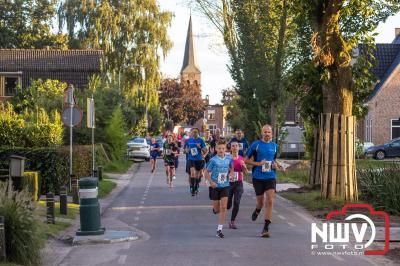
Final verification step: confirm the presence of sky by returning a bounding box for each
[158,1,400,104]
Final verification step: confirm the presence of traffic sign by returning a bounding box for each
[62,106,83,127]
[64,85,76,106]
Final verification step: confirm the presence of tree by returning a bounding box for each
[104,106,127,160]
[294,0,400,199]
[158,78,205,126]
[0,0,67,48]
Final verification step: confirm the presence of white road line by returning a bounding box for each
[293,210,314,223]
[332,255,344,262]
[139,206,143,209]
[118,255,127,265]
[231,251,240,258]
[278,215,286,220]
[122,242,131,250]
[287,222,296,227]
[134,217,139,221]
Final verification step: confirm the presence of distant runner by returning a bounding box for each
[163,134,178,188]
[149,137,160,173]
[228,129,249,157]
[204,139,233,238]
[245,124,281,238]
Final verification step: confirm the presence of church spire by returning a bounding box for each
[180,15,201,86]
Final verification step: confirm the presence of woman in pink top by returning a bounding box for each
[228,141,249,229]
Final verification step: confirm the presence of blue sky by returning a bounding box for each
[159,1,400,104]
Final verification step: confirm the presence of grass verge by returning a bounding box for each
[98,179,117,198]
[103,160,133,173]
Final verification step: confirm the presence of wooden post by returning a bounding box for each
[46,193,55,224]
[60,186,67,215]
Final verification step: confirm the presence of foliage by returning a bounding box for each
[130,116,148,138]
[158,78,205,126]
[358,165,400,215]
[22,172,39,201]
[98,179,117,198]
[0,0,68,49]
[103,160,132,174]
[104,106,128,160]
[0,181,44,265]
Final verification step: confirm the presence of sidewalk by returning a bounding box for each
[42,163,139,266]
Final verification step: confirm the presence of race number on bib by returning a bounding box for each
[190,147,198,156]
[217,173,228,184]
[262,161,272,172]
[238,143,244,150]
[165,149,172,156]
[230,172,239,182]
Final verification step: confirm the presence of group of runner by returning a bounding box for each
[148,125,281,239]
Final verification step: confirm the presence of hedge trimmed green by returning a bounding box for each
[22,171,39,201]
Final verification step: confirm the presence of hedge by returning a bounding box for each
[22,171,39,201]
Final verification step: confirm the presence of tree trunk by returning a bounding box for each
[310,0,357,200]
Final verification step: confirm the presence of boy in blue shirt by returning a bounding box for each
[245,124,281,238]
[205,139,233,238]
[184,128,208,196]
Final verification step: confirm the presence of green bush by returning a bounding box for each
[22,172,39,201]
[0,103,25,147]
[104,106,128,160]
[0,181,45,265]
[357,164,400,215]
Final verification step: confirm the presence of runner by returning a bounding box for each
[184,128,208,196]
[149,137,160,173]
[204,139,233,238]
[245,124,281,238]
[228,129,249,157]
[227,141,249,229]
[211,128,225,156]
[163,134,178,188]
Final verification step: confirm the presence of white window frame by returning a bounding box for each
[207,109,215,120]
[391,119,400,140]
[208,124,217,135]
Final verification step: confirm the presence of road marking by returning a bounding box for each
[122,242,131,250]
[134,216,139,221]
[118,255,127,264]
[139,206,143,209]
[293,210,314,223]
[231,251,240,258]
[332,255,344,262]
[287,222,296,227]
[278,215,286,220]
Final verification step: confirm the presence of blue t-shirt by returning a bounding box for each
[206,155,232,188]
[245,140,278,180]
[229,137,249,157]
[185,137,206,161]
[150,143,160,157]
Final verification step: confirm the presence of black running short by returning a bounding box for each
[164,159,175,168]
[209,186,230,201]
[189,160,205,171]
[252,178,276,196]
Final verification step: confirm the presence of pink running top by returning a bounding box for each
[231,155,244,182]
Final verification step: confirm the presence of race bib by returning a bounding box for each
[238,143,244,150]
[217,173,228,184]
[230,172,239,182]
[262,161,272,172]
[165,149,172,156]
[190,147,198,156]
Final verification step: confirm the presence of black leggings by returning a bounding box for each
[227,181,243,221]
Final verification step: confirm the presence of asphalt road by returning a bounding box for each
[60,157,381,266]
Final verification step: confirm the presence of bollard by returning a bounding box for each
[98,166,103,181]
[0,216,6,261]
[71,174,79,204]
[76,177,105,236]
[46,193,55,224]
[60,186,67,215]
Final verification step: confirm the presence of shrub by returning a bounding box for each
[104,106,128,160]
[357,164,400,215]
[0,181,44,265]
[0,103,25,147]
[22,172,39,201]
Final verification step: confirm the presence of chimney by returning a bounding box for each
[396,28,400,38]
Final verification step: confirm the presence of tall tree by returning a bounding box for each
[295,0,400,199]
[0,0,67,48]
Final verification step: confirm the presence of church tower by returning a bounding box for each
[180,16,201,87]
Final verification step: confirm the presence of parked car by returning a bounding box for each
[365,137,400,160]
[127,137,150,161]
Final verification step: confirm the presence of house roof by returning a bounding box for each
[0,49,103,72]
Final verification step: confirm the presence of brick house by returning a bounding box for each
[0,49,103,102]
[357,29,400,145]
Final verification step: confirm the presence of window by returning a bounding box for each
[0,75,20,97]
[365,117,372,142]
[208,124,217,135]
[207,109,215,120]
[391,119,400,139]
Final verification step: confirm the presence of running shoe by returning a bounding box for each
[216,230,224,238]
[261,229,270,238]
[172,176,176,180]
[251,209,260,221]
[229,221,238,229]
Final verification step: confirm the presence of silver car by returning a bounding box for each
[127,137,150,161]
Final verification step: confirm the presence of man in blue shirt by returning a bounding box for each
[184,128,208,196]
[245,124,281,238]
[205,139,233,238]
[149,137,160,173]
[228,129,249,157]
